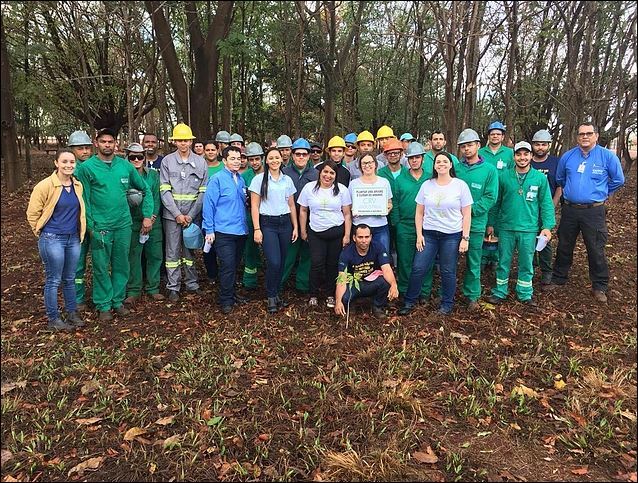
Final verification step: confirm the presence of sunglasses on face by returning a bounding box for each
[346,144,355,148]
[311,149,322,154]
[128,154,145,161]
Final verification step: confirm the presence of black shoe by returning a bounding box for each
[398,304,414,316]
[418,295,429,305]
[187,288,203,295]
[66,311,85,327]
[276,295,289,308]
[221,305,233,314]
[48,318,74,332]
[519,298,538,307]
[115,306,130,316]
[168,290,179,302]
[372,306,387,319]
[234,295,249,305]
[540,274,553,285]
[267,297,278,314]
[487,295,505,305]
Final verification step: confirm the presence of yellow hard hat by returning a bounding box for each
[356,130,375,144]
[169,123,196,141]
[376,125,395,140]
[326,135,346,150]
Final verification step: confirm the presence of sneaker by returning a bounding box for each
[65,311,85,327]
[47,318,74,332]
[398,304,414,316]
[308,297,318,307]
[372,306,387,319]
[115,306,130,316]
[326,296,336,308]
[167,290,180,302]
[98,310,113,321]
[487,295,505,305]
[150,293,165,300]
[267,297,278,314]
[592,290,608,303]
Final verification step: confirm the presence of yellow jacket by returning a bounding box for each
[26,172,87,241]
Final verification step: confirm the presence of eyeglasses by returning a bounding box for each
[386,151,401,156]
[346,144,355,148]
[311,149,322,154]
[360,161,375,166]
[578,131,595,137]
[128,155,145,161]
[294,151,309,156]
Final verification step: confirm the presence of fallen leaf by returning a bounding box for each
[0,381,27,396]
[258,433,271,441]
[155,415,175,426]
[1,449,14,466]
[571,466,588,475]
[510,423,521,430]
[511,384,540,399]
[163,434,182,449]
[619,410,637,422]
[123,427,147,441]
[67,456,105,477]
[450,332,470,344]
[75,417,103,425]
[413,446,439,464]
[149,463,157,475]
[80,380,101,396]
[554,379,567,390]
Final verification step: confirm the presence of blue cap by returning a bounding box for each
[344,133,357,145]
[487,121,506,133]
[291,138,311,152]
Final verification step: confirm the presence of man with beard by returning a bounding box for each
[143,133,164,170]
[423,131,459,178]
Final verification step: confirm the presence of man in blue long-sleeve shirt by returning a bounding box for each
[546,122,625,303]
[203,146,249,313]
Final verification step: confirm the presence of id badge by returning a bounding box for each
[497,160,505,169]
[180,171,186,179]
[577,162,586,173]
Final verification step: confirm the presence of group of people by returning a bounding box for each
[26,120,625,331]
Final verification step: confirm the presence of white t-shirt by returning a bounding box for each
[298,183,352,232]
[349,176,392,227]
[415,178,473,234]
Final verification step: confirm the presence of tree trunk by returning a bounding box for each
[1,20,23,192]
[221,55,232,130]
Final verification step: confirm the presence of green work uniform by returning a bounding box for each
[478,145,514,266]
[127,168,163,297]
[455,159,499,302]
[75,155,153,313]
[391,169,432,296]
[423,151,459,180]
[241,168,261,288]
[491,168,555,301]
[378,165,408,262]
[208,162,224,178]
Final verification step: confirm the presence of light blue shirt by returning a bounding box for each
[556,144,625,203]
[249,172,296,216]
[203,168,248,235]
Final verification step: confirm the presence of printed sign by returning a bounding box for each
[352,186,388,216]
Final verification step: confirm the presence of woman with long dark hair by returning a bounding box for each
[298,160,352,308]
[249,147,298,313]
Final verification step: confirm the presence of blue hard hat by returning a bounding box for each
[399,132,415,142]
[183,223,204,250]
[291,138,311,152]
[487,121,506,133]
[344,133,357,145]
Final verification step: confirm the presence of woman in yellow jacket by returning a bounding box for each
[27,149,87,331]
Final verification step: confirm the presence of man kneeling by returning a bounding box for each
[335,224,399,319]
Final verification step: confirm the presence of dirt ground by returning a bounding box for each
[1,153,636,482]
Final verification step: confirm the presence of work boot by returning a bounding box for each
[267,297,278,314]
[187,288,203,296]
[65,311,85,328]
[115,306,130,316]
[540,274,553,286]
[167,290,179,302]
[48,318,74,332]
[487,295,505,305]
[398,304,415,316]
[98,310,113,321]
[276,295,289,308]
[592,290,608,303]
[76,303,88,312]
[519,298,538,307]
[150,293,165,300]
[466,300,480,312]
[372,306,387,319]
[124,295,139,305]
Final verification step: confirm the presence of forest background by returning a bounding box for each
[1,0,637,192]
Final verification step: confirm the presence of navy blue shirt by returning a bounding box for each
[338,240,391,280]
[43,184,80,235]
[531,155,560,197]
[150,155,164,170]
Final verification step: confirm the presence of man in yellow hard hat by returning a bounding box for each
[160,123,209,301]
[376,125,407,168]
[315,136,351,186]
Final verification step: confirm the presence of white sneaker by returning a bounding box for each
[308,297,318,306]
[326,296,336,308]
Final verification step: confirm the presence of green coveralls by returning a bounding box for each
[127,168,163,297]
[391,169,431,296]
[75,155,153,313]
[455,159,499,302]
[478,145,514,266]
[241,168,261,288]
[378,165,408,265]
[491,168,555,301]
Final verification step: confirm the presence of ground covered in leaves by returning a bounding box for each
[1,154,636,482]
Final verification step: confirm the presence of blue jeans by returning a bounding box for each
[38,232,81,322]
[371,224,391,254]
[261,215,292,298]
[342,276,390,308]
[405,230,461,311]
[203,243,218,280]
[214,232,247,307]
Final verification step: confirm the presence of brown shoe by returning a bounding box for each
[150,293,165,300]
[467,300,480,312]
[124,295,139,305]
[592,290,608,303]
[98,310,113,321]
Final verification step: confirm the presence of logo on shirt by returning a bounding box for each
[471,182,482,190]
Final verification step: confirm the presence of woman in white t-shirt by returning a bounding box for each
[298,160,352,308]
[348,154,393,253]
[399,152,473,315]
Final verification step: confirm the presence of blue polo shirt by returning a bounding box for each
[202,168,248,235]
[248,172,296,216]
[556,145,625,203]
